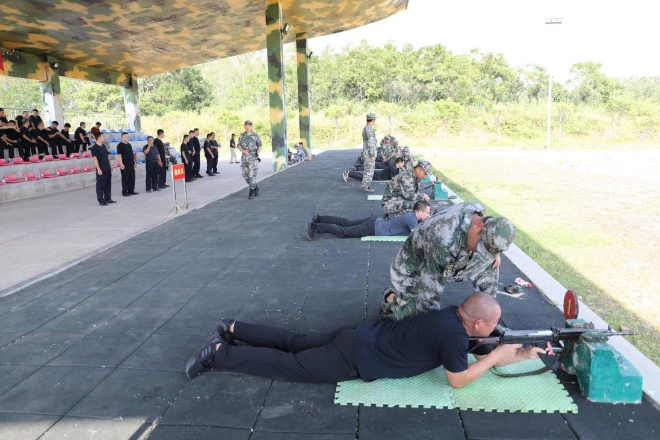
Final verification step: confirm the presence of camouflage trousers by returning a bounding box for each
[362,153,375,189]
[241,159,258,189]
[380,277,444,321]
[381,198,408,219]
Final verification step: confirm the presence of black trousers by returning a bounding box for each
[75,139,89,153]
[18,141,33,159]
[349,164,398,182]
[96,171,112,203]
[65,141,75,156]
[193,152,201,176]
[314,215,378,238]
[215,322,359,383]
[120,166,135,194]
[212,153,218,174]
[50,139,63,156]
[354,160,388,171]
[205,155,214,175]
[158,156,167,187]
[145,161,159,191]
[37,141,49,156]
[184,158,193,181]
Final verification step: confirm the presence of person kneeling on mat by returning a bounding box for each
[306,200,431,240]
[185,292,553,387]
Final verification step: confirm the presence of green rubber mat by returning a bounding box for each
[367,195,383,200]
[335,355,578,413]
[361,236,408,242]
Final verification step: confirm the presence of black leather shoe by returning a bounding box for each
[312,214,320,223]
[122,193,131,197]
[248,188,255,200]
[254,186,259,197]
[306,222,315,241]
[185,334,220,380]
[130,191,139,195]
[216,318,236,345]
[106,199,117,203]
[99,201,108,206]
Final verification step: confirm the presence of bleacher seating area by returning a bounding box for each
[1,129,151,202]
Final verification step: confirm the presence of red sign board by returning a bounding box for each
[172,163,185,181]
[563,290,579,320]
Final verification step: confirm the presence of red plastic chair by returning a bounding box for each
[82,151,92,158]
[0,180,6,185]
[55,168,70,176]
[23,173,42,181]
[4,175,23,183]
[28,156,44,163]
[44,155,59,161]
[57,154,72,160]
[70,153,82,159]
[69,167,83,174]
[12,158,27,165]
[81,166,96,173]
[41,171,58,178]
[0,159,10,166]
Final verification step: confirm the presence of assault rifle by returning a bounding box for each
[469,326,635,376]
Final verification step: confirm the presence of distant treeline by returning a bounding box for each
[1,41,659,148]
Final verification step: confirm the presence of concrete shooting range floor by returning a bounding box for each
[0,150,659,440]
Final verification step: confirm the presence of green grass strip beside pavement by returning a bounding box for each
[435,169,660,367]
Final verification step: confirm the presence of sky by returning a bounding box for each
[307,0,660,82]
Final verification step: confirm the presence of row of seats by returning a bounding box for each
[107,135,149,143]
[0,166,97,184]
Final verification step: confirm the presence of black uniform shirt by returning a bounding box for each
[20,126,33,142]
[154,137,166,160]
[46,127,60,140]
[35,128,49,143]
[91,143,111,171]
[191,136,201,155]
[74,127,87,142]
[353,306,469,382]
[203,140,212,157]
[15,115,24,128]
[116,142,135,165]
[28,115,43,129]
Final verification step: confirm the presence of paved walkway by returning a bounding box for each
[0,150,658,440]
[0,153,273,295]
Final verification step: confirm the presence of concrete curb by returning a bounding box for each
[441,181,660,409]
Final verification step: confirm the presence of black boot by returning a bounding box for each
[254,185,259,197]
[248,188,255,199]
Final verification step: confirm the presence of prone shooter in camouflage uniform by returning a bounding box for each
[381,159,432,218]
[361,113,378,193]
[381,202,516,321]
[238,120,262,200]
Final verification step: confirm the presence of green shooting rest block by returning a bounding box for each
[367,195,383,201]
[434,183,448,200]
[361,236,408,242]
[562,319,642,404]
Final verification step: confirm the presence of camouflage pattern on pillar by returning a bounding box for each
[296,33,311,160]
[265,0,288,172]
[123,74,141,132]
[40,56,64,125]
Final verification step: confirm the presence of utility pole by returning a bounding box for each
[545,17,562,150]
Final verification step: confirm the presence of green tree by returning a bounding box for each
[376,101,400,134]
[433,99,461,144]
[606,96,633,137]
[493,103,505,142]
[139,67,215,117]
[569,62,619,105]
[324,105,344,146]
[215,109,242,149]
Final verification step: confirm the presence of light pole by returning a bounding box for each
[545,17,562,150]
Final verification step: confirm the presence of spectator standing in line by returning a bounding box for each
[210,132,219,175]
[144,135,163,192]
[191,127,203,179]
[229,133,237,163]
[116,132,138,197]
[154,129,169,189]
[74,122,90,153]
[180,133,193,182]
[19,119,38,159]
[28,109,43,130]
[204,133,216,177]
[91,132,115,206]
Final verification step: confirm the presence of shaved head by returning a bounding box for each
[459,292,501,324]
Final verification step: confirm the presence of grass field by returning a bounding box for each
[424,146,660,366]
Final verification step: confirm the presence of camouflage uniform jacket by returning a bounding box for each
[403,153,415,171]
[381,169,425,211]
[238,132,262,163]
[381,143,395,160]
[391,202,499,297]
[362,124,377,159]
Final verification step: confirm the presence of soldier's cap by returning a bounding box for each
[244,120,253,125]
[403,146,411,153]
[366,113,376,121]
[415,159,432,174]
[482,217,516,254]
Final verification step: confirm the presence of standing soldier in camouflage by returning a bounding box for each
[238,120,262,200]
[361,113,378,193]
[381,202,515,321]
[381,159,432,218]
